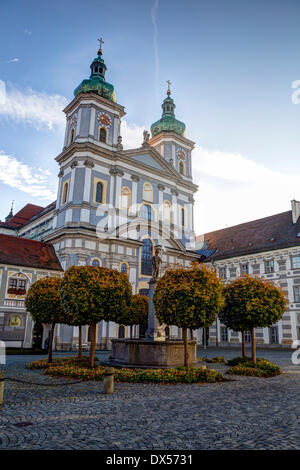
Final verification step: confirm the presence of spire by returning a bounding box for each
[5,201,14,223]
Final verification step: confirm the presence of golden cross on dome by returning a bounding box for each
[167,80,171,94]
[97,37,104,54]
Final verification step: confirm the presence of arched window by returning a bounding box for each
[118,325,125,338]
[163,200,172,223]
[179,161,185,175]
[141,238,153,276]
[165,326,170,339]
[140,204,154,221]
[143,182,153,202]
[69,128,75,145]
[121,263,128,274]
[99,127,107,143]
[181,207,185,227]
[61,181,69,204]
[90,258,101,267]
[93,178,107,205]
[95,182,103,203]
[121,186,132,210]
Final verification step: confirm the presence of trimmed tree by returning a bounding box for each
[153,264,224,366]
[115,294,149,338]
[61,266,132,367]
[222,274,287,363]
[25,277,67,363]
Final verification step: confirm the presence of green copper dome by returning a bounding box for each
[74,45,116,102]
[151,89,185,137]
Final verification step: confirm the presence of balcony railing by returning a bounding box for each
[3,299,25,308]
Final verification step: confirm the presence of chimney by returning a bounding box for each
[291,199,300,223]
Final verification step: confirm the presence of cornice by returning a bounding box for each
[149,131,195,149]
[55,142,198,193]
[63,92,126,118]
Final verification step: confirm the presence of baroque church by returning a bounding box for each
[1,41,300,350]
[0,41,199,349]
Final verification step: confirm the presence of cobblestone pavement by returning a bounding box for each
[0,348,300,450]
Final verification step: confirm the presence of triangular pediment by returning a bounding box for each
[122,145,179,178]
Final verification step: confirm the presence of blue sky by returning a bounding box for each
[1,0,300,233]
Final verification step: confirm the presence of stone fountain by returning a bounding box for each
[109,246,197,368]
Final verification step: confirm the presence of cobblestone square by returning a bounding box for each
[0,348,299,450]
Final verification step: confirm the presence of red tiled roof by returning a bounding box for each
[0,204,44,229]
[0,234,63,271]
[196,210,300,261]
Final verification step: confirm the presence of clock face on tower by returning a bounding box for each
[177,148,187,161]
[97,112,112,128]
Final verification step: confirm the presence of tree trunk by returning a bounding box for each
[251,328,256,363]
[216,317,219,347]
[130,325,133,339]
[203,328,207,350]
[89,322,97,368]
[241,330,246,358]
[183,327,189,367]
[48,323,55,364]
[78,325,82,358]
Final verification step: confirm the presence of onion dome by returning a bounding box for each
[151,81,185,137]
[74,39,116,102]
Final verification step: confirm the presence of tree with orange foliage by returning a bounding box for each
[222,275,287,363]
[154,264,224,366]
[116,294,149,338]
[25,277,67,363]
[61,266,132,367]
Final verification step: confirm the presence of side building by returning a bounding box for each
[196,200,300,349]
[0,234,63,349]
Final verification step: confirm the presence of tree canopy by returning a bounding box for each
[153,264,224,366]
[25,277,66,325]
[221,274,287,331]
[154,264,224,329]
[60,266,132,366]
[25,277,66,362]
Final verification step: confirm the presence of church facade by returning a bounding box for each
[0,42,199,349]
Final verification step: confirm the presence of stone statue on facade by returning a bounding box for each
[152,246,162,280]
[142,130,150,146]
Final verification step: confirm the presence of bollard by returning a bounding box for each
[0,376,4,406]
[103,367,114,394]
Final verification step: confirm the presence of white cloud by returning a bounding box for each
[121,120,144,149]
[0,80,67,131]
[121,122,299,235]
[7,58,19,64]
[0,151,56,199]
[192,146,299,234]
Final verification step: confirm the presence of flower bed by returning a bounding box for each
[28,356,97,370]
[206,356,226,364]
[227,358,281,377]
[44,364,223,384]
